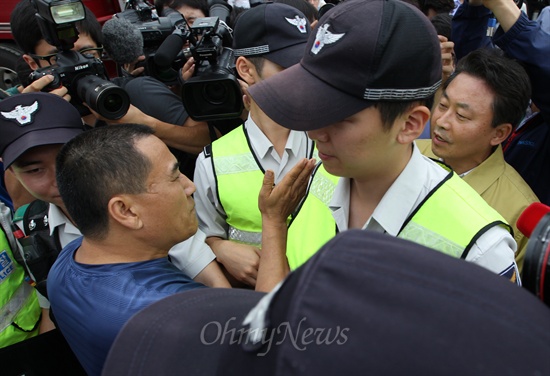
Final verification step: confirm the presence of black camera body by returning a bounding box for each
[29,0,130,120]
[29,50,129,120]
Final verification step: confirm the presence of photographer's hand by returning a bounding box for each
[180,57,195,82]
[439,35,455,83]
[19,75,70,101]
[122,55,146,76]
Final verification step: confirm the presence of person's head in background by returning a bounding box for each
[430,12,452,39]
[169,0,209,26]
[0,93,85,213]
[10,1,103,72]
[56,123,198,248]
[418,0,455,18]
[430,48,531,174]
[273,0,319,25]
[155,0,174,15]
[232,2,311,86]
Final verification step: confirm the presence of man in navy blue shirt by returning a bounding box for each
[48,124,206,376]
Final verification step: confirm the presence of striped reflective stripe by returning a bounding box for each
[310,168,336,206]
[228,226,262,247]
[0,282,34,333]
[214,154,258,175]
[398,221,463,258]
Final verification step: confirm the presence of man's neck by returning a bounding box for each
[443,151,492,176]
[74,236,168,265]
[56,204,77,227]
[250,105,291,158]
[348,145,413,229]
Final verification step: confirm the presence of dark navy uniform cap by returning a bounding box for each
[232,3,311,69]
[103,230,550,376]
[0,92,84,170]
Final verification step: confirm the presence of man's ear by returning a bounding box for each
[108,195,143,230]
[22,54,39,71]
[490,123,513,146]
[235,56,258,86]
[396,105,431,144]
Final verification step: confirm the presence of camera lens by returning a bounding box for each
[182,73,243,121]
[103,93,124,113]
[75,75,130,120]
[202,82,227,105]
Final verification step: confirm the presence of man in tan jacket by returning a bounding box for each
[418,48,538,272]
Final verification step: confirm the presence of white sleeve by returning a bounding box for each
[37,290,50,309]
[168,228,216,279]
[193,150,229,239]
[465,225,521,285]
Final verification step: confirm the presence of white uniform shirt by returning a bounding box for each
[193,115,313,239]
[329,143,519,282]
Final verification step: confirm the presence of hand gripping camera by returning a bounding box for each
[28,0,130,120]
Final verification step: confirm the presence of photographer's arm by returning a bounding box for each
[452,0,494,60]
[491,1,550,119]
[478,0,521,31]
[104,104,216,155]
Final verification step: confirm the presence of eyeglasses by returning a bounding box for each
[30,47,104,65]
[78,47,104,59]
[30,53,58,65]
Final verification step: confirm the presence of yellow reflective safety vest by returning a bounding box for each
[211,126,338,270]
[398,163,512,259]
[0,210,41,348]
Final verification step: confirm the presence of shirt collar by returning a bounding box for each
[245,115,308,160]
[366,144,429,236]
[48,204,80,236]
[329,143,444,235]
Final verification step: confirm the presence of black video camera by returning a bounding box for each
[179,1,243,121]
[28,0,130,120]
[115,0,191,85]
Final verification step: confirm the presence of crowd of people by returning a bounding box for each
[1,0,550,374]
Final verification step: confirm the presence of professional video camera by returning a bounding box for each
[179,8,243,121]
[112,0,191,85]
[28,0,130,120]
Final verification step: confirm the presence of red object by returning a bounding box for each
[517,202,550,238]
